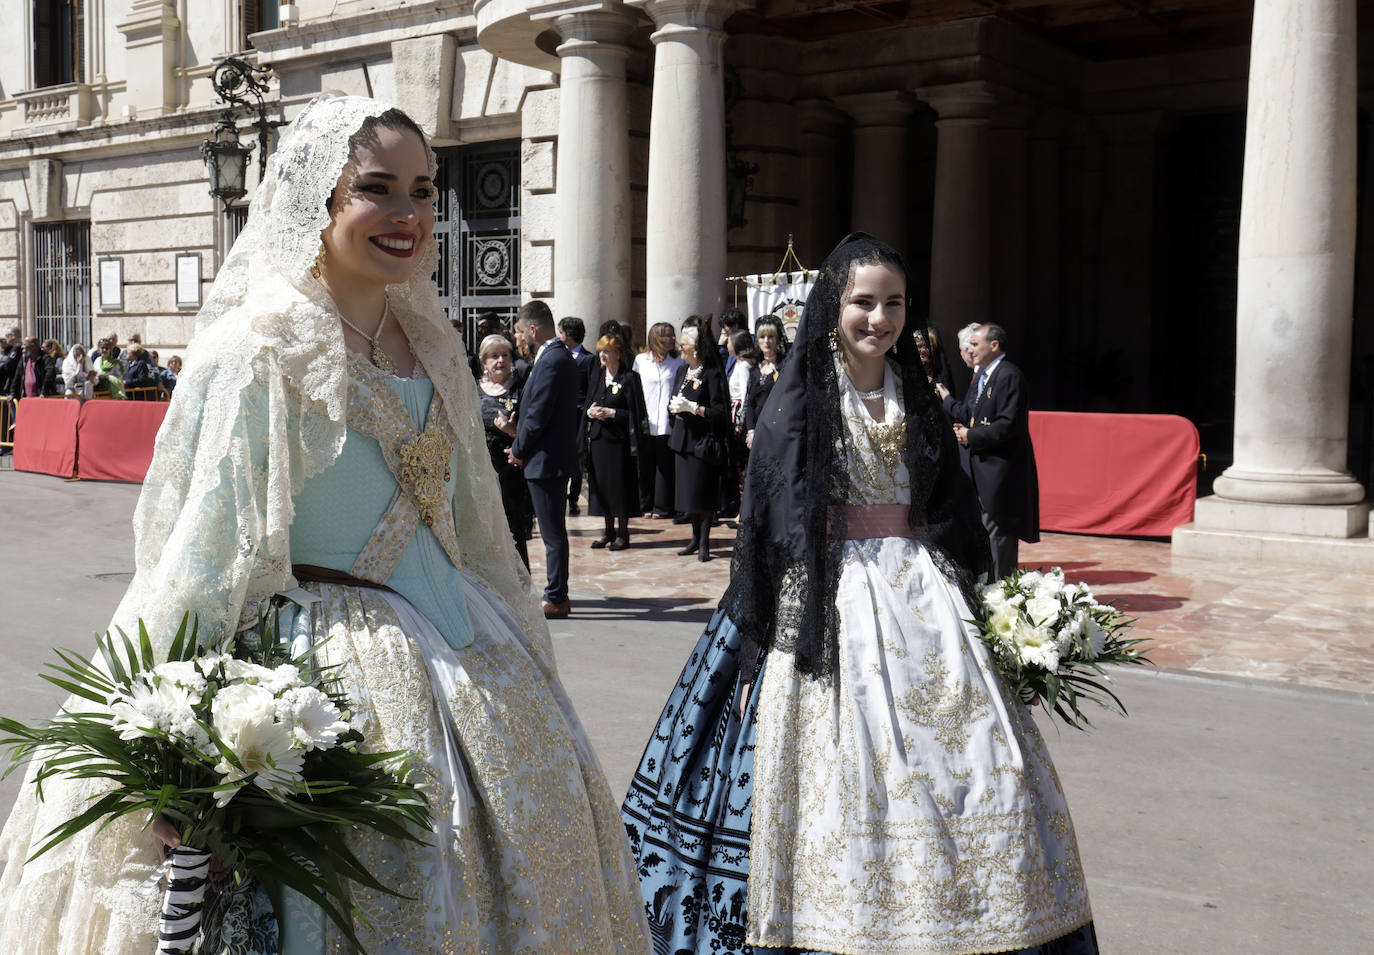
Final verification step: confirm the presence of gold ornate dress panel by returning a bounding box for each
[746,369,1092,954]
[298,580,647,954]
[344,354,464,583]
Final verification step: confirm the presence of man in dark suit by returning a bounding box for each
[509,300,581,618]
[937,324,1039,580]
[558,316,595,516]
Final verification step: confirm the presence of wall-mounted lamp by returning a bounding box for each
[200,56,272,213]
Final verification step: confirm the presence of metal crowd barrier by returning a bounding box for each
[0,396,13,450]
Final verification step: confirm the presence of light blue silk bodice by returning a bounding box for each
[288,374,474,650]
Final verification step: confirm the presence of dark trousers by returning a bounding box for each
[528,476,570,603]
[983,511,1020,581]
[568,471,582,508]
[639,433,675,514]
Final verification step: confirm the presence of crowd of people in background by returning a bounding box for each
[466,305,1022,583]
[0,325,181,403]
[465,300,1035,613]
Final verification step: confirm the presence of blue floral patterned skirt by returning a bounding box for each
[621,609,1100,955]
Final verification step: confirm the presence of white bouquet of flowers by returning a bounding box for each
[0,614,432,954]
[977,567,1152,729]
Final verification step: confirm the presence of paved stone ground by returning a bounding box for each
[546,510,1374,695]
[2,470,1372,953]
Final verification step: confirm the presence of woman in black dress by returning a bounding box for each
[742,315,788,450]
[667,321,730,561]
[583,333,648,550]
[477,333,534,567]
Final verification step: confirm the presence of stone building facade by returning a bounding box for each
[2,0,1372,561]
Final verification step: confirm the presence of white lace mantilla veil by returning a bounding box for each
[0,94,549,955]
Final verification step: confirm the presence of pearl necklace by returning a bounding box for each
[854,384,884,401]
[339,299,394,373]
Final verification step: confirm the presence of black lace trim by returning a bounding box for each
[723,233,991,685]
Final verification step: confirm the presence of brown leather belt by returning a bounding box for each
[292,564,395,593]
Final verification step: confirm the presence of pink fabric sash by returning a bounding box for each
[829,504,920,541]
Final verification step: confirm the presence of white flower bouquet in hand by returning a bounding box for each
[977,567,1152,730]
[0,614,432,954]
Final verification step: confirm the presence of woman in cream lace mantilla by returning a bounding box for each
[622,234,1098,955]
[0,94,648,954]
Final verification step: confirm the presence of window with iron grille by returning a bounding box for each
[33,221,92,347]
[242,0,280,49]
[433,141,521,356]
[226,205,249,252]
[33,0,85,88]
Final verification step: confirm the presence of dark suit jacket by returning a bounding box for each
[511,339,581,479]
[570,345,595,410]
[945,357,1039,543]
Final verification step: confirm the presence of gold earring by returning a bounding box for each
[311,245,326,280]
[828,327,839,352]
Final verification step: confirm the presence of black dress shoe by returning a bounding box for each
[697,550,713,562]
[678,541,700,556]
[608,537,630,551]
[590,536,611,549]
[568,502,581,516]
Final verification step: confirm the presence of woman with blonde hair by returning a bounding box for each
[583,332,648,549]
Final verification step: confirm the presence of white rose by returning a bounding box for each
[1026,594,1062,629]
[983,585,1009,611]
[1019,570,1044,590]
[212,682,278,740]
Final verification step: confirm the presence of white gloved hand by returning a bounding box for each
[669,395,700,416]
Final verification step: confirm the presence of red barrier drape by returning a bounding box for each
[1029,411,1199,537]
[76,400,170,483]
[13,398,80,477]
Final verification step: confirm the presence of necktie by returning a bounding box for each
[972,369,987,404]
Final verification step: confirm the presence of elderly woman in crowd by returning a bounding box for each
[61,343,96,399]
[582,333,648,550]
[478,332,534,568]
[633,321,685,518]
[667,320,730,561]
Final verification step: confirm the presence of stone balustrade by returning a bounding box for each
[16,84,94,128]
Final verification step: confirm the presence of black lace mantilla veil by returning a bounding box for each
[723,232,992,683]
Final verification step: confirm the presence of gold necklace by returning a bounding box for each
[339,299,395,373]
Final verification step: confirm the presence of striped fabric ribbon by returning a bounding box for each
[158,845,213,954]
[829,503,922,541]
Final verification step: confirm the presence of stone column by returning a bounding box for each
[834,91,913,254]
[629,0,738,326]
[796,98,847,265]
[990,105,1030,346]
[1210,0,1364,513]
[919,82,996,334]
[534,4,636,324]
[1176,0,1371,564]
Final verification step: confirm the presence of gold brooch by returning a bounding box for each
[399,428,455,527]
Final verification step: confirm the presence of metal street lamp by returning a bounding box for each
[201,120,254,210]
[201,55,273,213]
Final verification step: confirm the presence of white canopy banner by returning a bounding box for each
[743,269,814,341]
